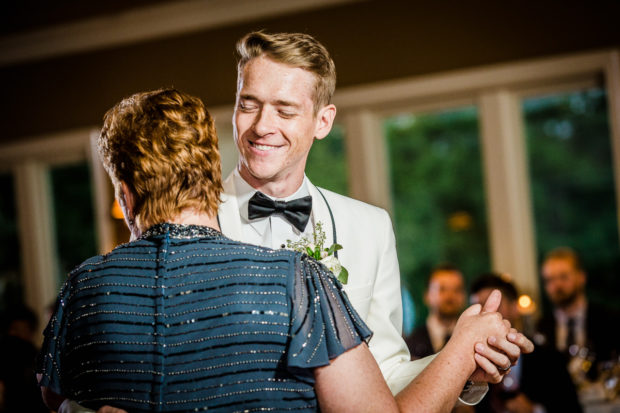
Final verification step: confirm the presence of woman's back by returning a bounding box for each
[39,223,369,412]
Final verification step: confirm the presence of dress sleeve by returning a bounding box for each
[286,253,372,378]
[36,283,69,396]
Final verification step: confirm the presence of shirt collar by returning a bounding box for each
[233,169,311,231]
[426,313,456,351]
[554,299,587,324]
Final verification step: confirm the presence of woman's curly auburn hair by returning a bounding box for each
[98,88,222,231]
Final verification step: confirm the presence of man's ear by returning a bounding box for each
[314,104,336,141]
[577,270,587,288]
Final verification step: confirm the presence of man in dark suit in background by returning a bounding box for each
[471,273,582,413]
[405,264,466,359]
[0,306,49,413]
[536,247,619,384]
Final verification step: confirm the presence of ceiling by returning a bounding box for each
[1,0,173,36]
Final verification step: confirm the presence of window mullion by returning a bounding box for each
[14,161,59,343]
[604,51,620,243]
[479,90,539,303]
[343,110,392,212]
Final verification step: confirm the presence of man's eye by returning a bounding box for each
[279,111,295,118]
[239,102,256,112]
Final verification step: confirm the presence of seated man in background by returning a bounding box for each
[406,264,466,359]
[471,273,582,413]
[537,247,619,384]
[0,306,48,413]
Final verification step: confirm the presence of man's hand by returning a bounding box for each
[449,290,511,380]
[469,291,534,383]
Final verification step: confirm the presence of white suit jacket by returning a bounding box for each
[218,173,431,393]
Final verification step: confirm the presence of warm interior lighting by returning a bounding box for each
[447,211,473,231]
[111,199,124,220]
[517,294,536,315]
[518,294,532,309]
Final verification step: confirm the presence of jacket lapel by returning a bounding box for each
[218,173,243,241]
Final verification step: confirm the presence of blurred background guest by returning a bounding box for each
[536,247,620,384]
[0,305,48,413]
[405,264,466,359]
[471,273,582,413]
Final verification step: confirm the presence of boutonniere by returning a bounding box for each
[286,221,349,284]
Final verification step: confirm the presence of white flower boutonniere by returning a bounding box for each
[286,221,349,284]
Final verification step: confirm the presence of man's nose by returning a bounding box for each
[252,108,276,136]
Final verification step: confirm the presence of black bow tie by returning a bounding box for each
[248,191,312,232]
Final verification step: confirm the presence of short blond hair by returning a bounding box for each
[98,88,222,231]
[236,31,336,113]
[544,246,584,272]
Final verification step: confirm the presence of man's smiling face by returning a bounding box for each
[234,56,331,197]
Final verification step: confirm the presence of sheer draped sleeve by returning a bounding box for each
[286,254,372,379]
[36,283,69,396]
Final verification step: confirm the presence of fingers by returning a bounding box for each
[473,353,503,384]
[481,289,502,313]
[475,341,512,372]
[487,334,520,364]
[506,329,535,354]
[461,303,482,316]
[481,311,510,337]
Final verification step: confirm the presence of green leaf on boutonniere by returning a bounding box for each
[337,267,349,284]
[305,246,315,258]
[326,244,343,255]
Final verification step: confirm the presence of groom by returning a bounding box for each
[218,31,532,403]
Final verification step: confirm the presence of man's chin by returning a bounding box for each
[240,165,278,183]
[438,311,461,320]
[551,295,576,309]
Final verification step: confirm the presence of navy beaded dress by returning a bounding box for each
[37,223,371,412]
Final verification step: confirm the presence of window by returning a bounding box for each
[523,88,619,309]
[384,107,490,324]
[305,124,349,195]
[50,163,97,285]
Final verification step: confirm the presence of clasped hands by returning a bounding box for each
[452,289,534,384]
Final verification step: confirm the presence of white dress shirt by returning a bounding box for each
[425,314,456,353]
[554,301,587,352]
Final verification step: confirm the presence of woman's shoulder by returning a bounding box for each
[69,239,144,269]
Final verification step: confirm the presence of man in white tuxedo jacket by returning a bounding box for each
[218,30,533,405]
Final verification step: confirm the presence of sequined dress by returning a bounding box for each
[37,223,371,412]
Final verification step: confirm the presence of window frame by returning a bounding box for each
[333,49,620,303]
